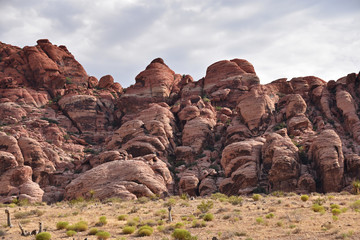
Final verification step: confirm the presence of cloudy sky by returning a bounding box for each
[0,0,359,87]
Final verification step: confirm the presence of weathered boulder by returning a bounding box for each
[0,133,24,165]
[220,139,263,194]
[18,137,55,182]
[236,86,274,131]
[0,165,44,203]
[262,132,300,191]
[309,130,344,192]
[65,156,172,200]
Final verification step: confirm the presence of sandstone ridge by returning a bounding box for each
[0,39,359,203]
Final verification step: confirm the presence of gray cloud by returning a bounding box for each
[0,0,359,87]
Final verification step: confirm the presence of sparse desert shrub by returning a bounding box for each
[157,225,165,232]
[66,230,77,237]
[164,198,177,207]
[175,222,185,228]
[330,204,340,209]
[56,221,69,230]
[96,231,111,240]
[137,225,154,236]
[332,208,342,216]
[312,197,326,205]
[123,226,136,234]
[96,216,107,226]
[89,228,99,235]
[265,213,275,219]
[197,200,214,213]
[180,193,189,200]
[191,220,206,228]
[155,209,167,219]
[172,228,198,240]
[276,221,283,227]
[35,232,51,240]
[252,194,261,201]
[311,204,325,213]
[228,196,243,205]
[271,191,284,197]
[273,122,286,131]
[118,214,127,220]
[350,200,360,211]
[256,217,264,224]
[352,180,360,194]
[14,209,44,219]
[137,196,150,204]
[66,221,88,232]
[211,192,228,202]
[203,213,214,221]
[300,195,309,202]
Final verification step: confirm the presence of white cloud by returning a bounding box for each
[0,0,359,87]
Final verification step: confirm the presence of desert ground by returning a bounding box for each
[1,192,360,240]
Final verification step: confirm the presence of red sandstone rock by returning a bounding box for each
[0,40,359,202]
[309,130,344,192]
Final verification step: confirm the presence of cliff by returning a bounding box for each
[0,39,359,203]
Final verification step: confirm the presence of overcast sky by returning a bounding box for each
[0,0,359,87]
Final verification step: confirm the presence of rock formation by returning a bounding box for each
[0,39,359,203]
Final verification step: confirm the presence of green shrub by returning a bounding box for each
[89,228,99,235]
[300,195,309,202]
[312,197,326,205]
[332,208,342,216]
[197,200,214,213]
[352,180,360,194]
[137,196,149,204]
[273,122,286,131]
[256,217,264,224]
[66,221,88,232]
[180,193,189,200]
[271,191,284,197]
[118,214,127,220]
[66,230,76,237]
[330,204,340,209]
[350,200,360,211]
[35,232,51,240]
[265,213,275,219]
[172,228,198,240]
[252,194,261,201]
[96,231,111,240]
[97,216,107,226]
[311,204,325,213]
[164,198,177,207]
[203,213,214,221]
[137,225,154,236]
[122,226,136,234]
[228,196,243,205]
[56,221,69,230]
[40,117,59,124]
[191,220,206,228]
[175,222,185,228]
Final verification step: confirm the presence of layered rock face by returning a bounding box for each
[0,40,359,203]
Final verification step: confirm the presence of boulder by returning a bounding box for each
[309,130,344,192]
[65,156,172,200]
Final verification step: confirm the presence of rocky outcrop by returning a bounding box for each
[0,40,359,203]
[220,139,264,194]
[65,154,172,200]
[262,131,300,192]
[309,130,344,192]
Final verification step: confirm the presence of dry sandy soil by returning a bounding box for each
[1,192,360,240]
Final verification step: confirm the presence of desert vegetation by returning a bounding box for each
[1,192,360,239]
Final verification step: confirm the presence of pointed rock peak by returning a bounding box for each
[151,57,165,65]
